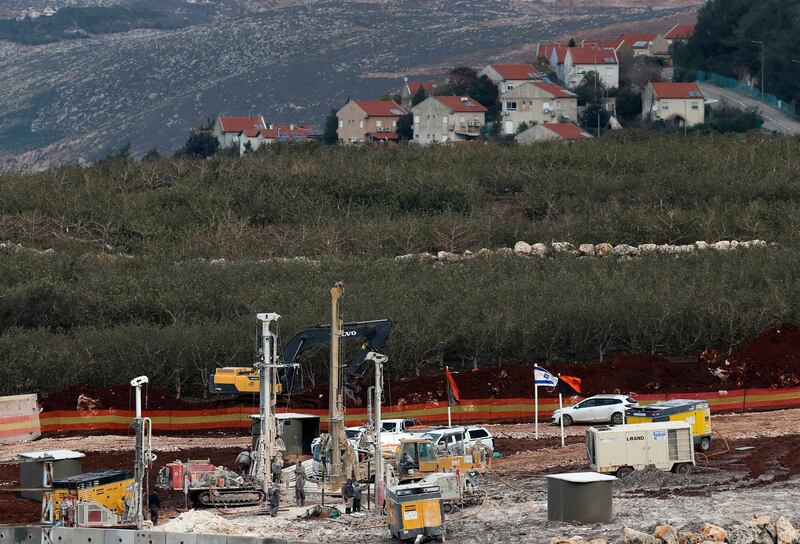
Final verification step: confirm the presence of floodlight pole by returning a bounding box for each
[752,40,764,101]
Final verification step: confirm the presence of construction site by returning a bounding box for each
[2,284,800,544]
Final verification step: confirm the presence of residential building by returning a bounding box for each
[258,124,321,145]
[642,82,705,127]
[515,122,593,143]
[561,47,619,89]
[212,115,266,151]
[500,82,578,134]
[664,24,695,45]
[479,63,543,95]
[400,79,438,110]
[336,99,407,144]
[614,33,670,57]
[411,96,487,144]
[536,42,567,64]
[548,45,570,77]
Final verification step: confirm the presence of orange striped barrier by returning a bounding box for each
[37,387,800,433]
[0,394,41,442]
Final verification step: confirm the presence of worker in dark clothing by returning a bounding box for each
[294,460,306,506]
[267,486,280,517]
[271,457,283,484]
[342,479,355,514]
[235,448,253,475]
[399,452,416,476]
[148,490,161,525]
[352,482,363,513]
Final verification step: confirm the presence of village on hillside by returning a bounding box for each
[197,23,720,155]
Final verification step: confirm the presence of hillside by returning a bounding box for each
[1,134,799,397]
[0,0,701,170]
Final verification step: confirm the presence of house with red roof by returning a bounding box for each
[212,115,267,151]
[615,33,669,57]
[479,64,543,95]
[500,81,578,134]
[642,82,705,127]
[336,99,408,144]
[664,24,695,45]
[562,47,619,89]
[257,124,322,145]
[536,42,568,63]
[515,122,593,143]
[410,95,487,144]
[400,79,439,109]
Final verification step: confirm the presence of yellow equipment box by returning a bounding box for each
[386,482,445,541]
[626,399,712,451]
[53,470,133,520]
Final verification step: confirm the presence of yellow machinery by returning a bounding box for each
[209,367,282,395]
[392,437,490,483]
[626,399,712,451]
[53,470,133,525]
[386,482,445,541]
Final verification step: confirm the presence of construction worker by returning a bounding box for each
[399,452,416,476]
[148,489,161,525]
[267,486,280,517]
[234,447,252,475]
[352,481,363,513]
[342,479,354,514]
[271,456,283,484]
[294,460,306,506]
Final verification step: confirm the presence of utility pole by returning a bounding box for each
[752,40,765,101]
[256,312,281,494]
[328,282,345,485]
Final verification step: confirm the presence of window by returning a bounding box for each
[460,115,465,124]
[376,120,382,128]
[691,102,699,110]
[662,101,670,110]
[338,119,343,128]
[442,115,449,126]
[418,442,435,462]
[505,101,517,111]
[393,120,397,127]
[468,428,489,439]
[543,101,551,113]
[506,84,513,91]
[606,67,615,76]
[359,119,364,128]
[414,115,420,124]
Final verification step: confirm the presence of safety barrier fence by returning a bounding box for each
[0,394,41,442]
[29,386,800,434]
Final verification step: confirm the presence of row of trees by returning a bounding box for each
[3,134,800,259]
[0,248,796,397]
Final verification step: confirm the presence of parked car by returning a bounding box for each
[551,394,638,426]
[422,426,494,454]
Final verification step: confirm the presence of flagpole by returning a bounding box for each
[446,366,452,427]
[559,392,565,448]
[534,381,539,440]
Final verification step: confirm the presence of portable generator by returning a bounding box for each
[626,399,712,451]
[386,482,445,541]
[53,470,133,525]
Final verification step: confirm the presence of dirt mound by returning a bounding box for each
[722,324,800,388]
[615,465,691,489]
[40,383,210,411]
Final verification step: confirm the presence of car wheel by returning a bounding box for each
[562,415,573,427]
[616,466,634,478]
[610,412,624,425]
[698,437,711,452]
[673,463,693,475]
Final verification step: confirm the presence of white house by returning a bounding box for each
[642,82,705,127]
[411,96,487,144]
[561,46,619,89]
[479,63,543,95]
[500,82,578,134]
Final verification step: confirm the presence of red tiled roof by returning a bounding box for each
[259,124,321,139]
[650,82,704,99]
[665,24,695,40]
[488,63,542,80]
[583,38,623,49]
[531,82,576,99]
[433,96,488,113]
[618,33,658,47]
[406,82,436,95]
[354,100,407,117]
[218,115,266,133]
[568,47,618,65]
[537,42,567,60]
[543,123,592,140]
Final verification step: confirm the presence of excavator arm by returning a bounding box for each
[209,319,392,396]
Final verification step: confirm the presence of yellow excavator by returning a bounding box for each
[389,437,492,484]
[209,319,392,399]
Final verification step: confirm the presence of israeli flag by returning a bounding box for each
[534,365,558,387]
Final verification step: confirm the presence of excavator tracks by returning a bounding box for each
[192,488,266,507]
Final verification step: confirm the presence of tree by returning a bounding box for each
[141,147,160,162]
[411,86,428,107]
[396,112,414,141]
[581,101,610,136]
[626,57,663,90]
[322,109,339,145]
[102,141,132,161]
[568,38,576,47]
[615,89,642,124]
[179,132,219,158]
[574,71,606,106]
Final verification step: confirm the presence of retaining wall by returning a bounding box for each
[0,394,41,443]
[35,387,800,433]
[0,527,301,544]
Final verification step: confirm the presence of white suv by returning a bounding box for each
[551,394,638,426]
